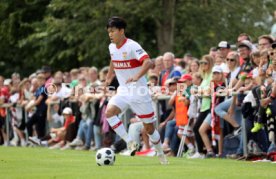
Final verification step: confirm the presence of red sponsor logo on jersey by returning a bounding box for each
[112,59,142,69]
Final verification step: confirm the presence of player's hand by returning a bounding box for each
[125,76,139,84]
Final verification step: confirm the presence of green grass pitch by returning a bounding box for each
[0,147,276,179]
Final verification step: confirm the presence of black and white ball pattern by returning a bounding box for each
[96,148,116,166]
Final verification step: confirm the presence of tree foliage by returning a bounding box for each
[0,0,275,77]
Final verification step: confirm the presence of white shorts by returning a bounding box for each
[108,93,155,124]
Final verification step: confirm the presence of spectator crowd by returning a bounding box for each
[1,33,276,160]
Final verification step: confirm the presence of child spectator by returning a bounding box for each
[176,74,195,156]
[48,107,75,149]
[199,66,226,158]
[184,72,202,157]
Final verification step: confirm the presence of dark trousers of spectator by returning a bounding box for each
[159,109,173,142]
[163,120,180,154]
[193,110,210,153]
[26,112,46,139]
[236,117,269,154]
[65,122,78,142]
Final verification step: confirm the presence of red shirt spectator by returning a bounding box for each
[62,107,75,129]
[64,115,75,129]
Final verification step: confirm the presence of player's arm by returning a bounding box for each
[126,58,153,83]
[105,60,115,85]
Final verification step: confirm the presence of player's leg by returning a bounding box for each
[143,122,162,151]
[105,95,132,144]
[131,101,168,164]
[143,121,168,164]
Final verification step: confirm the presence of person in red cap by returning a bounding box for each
[177,74,195,152]
[178,74,193,106]
[179,74,193,82]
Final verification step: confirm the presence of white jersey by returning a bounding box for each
[109,38,149,87]
[108,38,155,123]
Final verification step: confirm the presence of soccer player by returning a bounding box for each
[104,16,168,164]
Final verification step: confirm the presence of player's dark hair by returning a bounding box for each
[106,16,127,30]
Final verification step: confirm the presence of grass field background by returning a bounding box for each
[0,147,276,179]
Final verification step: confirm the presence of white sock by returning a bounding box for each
[187,143,194,150]
[148,130,163,155]
[107,116,132,143]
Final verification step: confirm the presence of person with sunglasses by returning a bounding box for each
[190,55,214,159]
[214,51,245,144]
[225,52,241,87]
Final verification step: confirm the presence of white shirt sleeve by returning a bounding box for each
[131,42,150,62]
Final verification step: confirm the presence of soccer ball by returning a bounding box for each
[95,148,116,166]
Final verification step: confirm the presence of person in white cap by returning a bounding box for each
[199,65,226,158]
[238,40,253,70]
[47,107,75,149]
